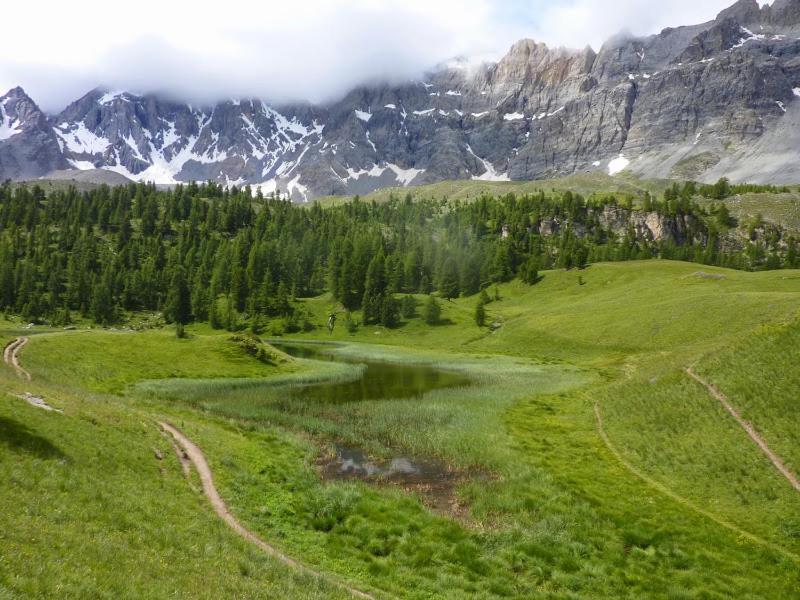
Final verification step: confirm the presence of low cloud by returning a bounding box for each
[0,0,737,113]
[529,0,734,50]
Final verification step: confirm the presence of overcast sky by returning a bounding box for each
[1,0,737,112]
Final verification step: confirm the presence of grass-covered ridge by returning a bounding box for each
[313,172,673,207]
[0,337,351,599]
[295,260,800,364]
[22,328,298,394]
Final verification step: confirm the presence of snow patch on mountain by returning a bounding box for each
[731,27,766,49]
[467,145,510,182]
[386,163,424,186]
[608,155,630,176]
[54,122,111,154]
[0,102,23,141]
[98,91,128,105]
[355,109,372,122]
[287,174,308,202]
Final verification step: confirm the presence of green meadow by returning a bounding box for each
[2,260,800,598]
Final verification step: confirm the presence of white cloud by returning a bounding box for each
[528,0,734,50]
[0,0,506,112]
[0,0,739,113]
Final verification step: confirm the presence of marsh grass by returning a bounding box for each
[136,359,364,403]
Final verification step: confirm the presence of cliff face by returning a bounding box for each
[3,0,800,199]
[0,87,67,180]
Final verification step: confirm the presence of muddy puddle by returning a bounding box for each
[272,342,483,517]
[318,444,478,517]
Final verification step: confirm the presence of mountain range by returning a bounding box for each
[2,0,800,201]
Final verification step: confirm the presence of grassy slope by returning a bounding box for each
[287,261,800,575]
[22,328,300,394]
[695,319,800,475]
[4,260,800,597]
[296,261,800,365]
[0,346,349,599]
[711,192,800,232]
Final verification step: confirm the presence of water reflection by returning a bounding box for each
[272,342,470,403]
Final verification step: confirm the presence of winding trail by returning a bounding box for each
[593,403,799,563]
[4,337,31,380]
[686,368,800,493]
[2,333,374,596]
[159,422,376,600]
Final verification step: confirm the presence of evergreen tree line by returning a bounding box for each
[694,177,793,201]
[0,180,795,330]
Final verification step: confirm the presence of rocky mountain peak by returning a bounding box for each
[3,0,800,196]
[718,0,800,27]
[0,87,66,180]
[1,87,48,135]
[496,39,595,81]
[717,0,767,24]
[770,0,800,25]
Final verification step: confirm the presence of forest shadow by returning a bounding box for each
[0,416,65,460]
[431,318,456,326]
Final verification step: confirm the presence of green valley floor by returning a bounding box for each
[1,260,799,598]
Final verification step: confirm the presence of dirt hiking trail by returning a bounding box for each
[687,368,800,493]
[594,403,800,563]
[4,337,31,380]
[159,422,376,600]
[1,334,374,596]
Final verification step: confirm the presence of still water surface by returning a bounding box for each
[272,341,469,491]
[273,342,470,404]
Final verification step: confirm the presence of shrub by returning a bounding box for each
[229,334,277,364]
[423,295,442,325]
[400,295,417,318]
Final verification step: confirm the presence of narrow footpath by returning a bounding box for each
[686,368,800,493]
[4,337,31,380]
[160,422,376,600]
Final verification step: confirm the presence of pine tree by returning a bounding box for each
[520,257,539,285]
[380,296,400,328]
[400,295,417,319]
[166,266,192,337]
[439,257,460,300]
[91,270,116,325]
[490,243,512,283]
[361,250,387,324]
[475,301,486,327]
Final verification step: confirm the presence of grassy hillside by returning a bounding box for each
[695,319,800,474]
[294,261,800,364]
[0,336,351,598]
[313,173,672,207]
[722,191,800,232]
[22,328,299,394]
[3,259,800,597]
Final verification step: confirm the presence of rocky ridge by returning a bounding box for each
[2,0,800,200]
